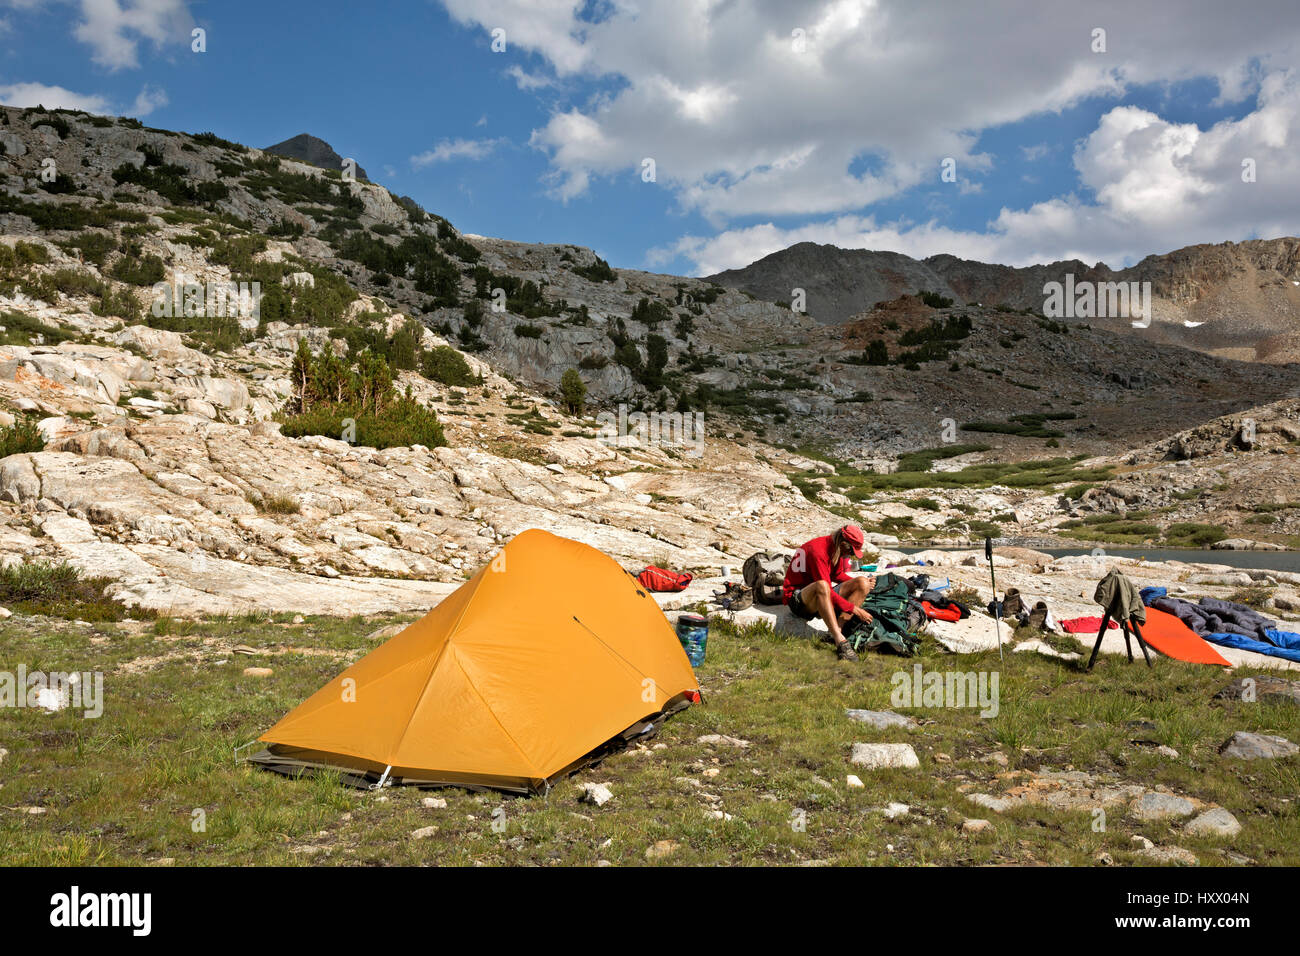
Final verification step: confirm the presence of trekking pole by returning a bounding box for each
[985,536,1002,662]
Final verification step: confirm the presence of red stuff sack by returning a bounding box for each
[921,600,961,622]
[637,566,693,592]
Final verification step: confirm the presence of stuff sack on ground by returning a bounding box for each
[637,565,694,592]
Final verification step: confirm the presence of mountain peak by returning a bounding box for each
[264,133,368,182]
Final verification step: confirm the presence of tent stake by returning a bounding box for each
[371,765,393,791]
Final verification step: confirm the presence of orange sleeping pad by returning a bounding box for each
[1138,606,1232,666]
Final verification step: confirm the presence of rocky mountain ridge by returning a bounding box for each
[710,239,1300,363]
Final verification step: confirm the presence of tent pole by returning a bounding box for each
[371,765,393,791]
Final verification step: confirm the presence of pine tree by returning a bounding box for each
[560,368,586,414]
[290,337,314,412]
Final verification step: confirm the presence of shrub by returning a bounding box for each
[631,297,673,328]
[109,253,166,286]
[30,115,72,139]
[93,285,143,325]
[278,395,447,450]
[0,311,75,346]
[860,340,889,365]
[0,560,131,621]
[112,160,229,207]
[573,255,616,282]
[421,345,479,387]
[191,131,247,152]
[23,268,105,303]
[1164,522,1227,547]
[0,418,46,458]
[918,290,955,309]
[259,494,301,515]
[57,231,117,266]
[0,193,148,230]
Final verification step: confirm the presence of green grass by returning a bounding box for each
[1,613,1296,866]
[1058,517,1229,548]
[800,454,1115,496]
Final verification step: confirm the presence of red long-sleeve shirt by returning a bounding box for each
[783,535,855,614]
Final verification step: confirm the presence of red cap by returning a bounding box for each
[840,523,865,557]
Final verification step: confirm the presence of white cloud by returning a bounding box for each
[439,0,1300,268]
[0,80,112,113]
[72,0,194,71]
[0,78,169,120]
[129,82,167,116]
[655,70,1300,274]
[410,137,506,168]
[506,64,554,90]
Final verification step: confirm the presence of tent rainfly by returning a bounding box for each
[247,529,701,794]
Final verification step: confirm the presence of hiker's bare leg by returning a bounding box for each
[837,576,873,624]
[801,580,845,642]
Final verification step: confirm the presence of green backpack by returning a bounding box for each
[850,572,922,656]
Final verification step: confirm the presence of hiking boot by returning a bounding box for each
[835,639,859,662]
[1001,588,1024,618]
[719,582,753,611]
[1028,601,1049,630]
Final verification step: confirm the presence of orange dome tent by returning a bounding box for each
[248,529,701,794]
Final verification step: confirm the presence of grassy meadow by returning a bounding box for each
[1,611,1298,866]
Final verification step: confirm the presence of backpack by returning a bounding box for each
[743,551,789,605]
[637,566,693,592]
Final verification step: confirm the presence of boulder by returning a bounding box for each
[849,743,919,769]
[1220,731,1298,760]
[1131,791,1195,821]
[845,709,917,730]
[1185,808,1242,838]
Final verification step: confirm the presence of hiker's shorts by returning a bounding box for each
[788,581,852,621]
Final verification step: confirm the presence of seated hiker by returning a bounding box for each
[783,524,875,661]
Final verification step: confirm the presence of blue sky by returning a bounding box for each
[2,1,1298,276]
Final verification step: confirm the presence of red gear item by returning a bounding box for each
[921,600,961,622]
[636,566,693,592]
